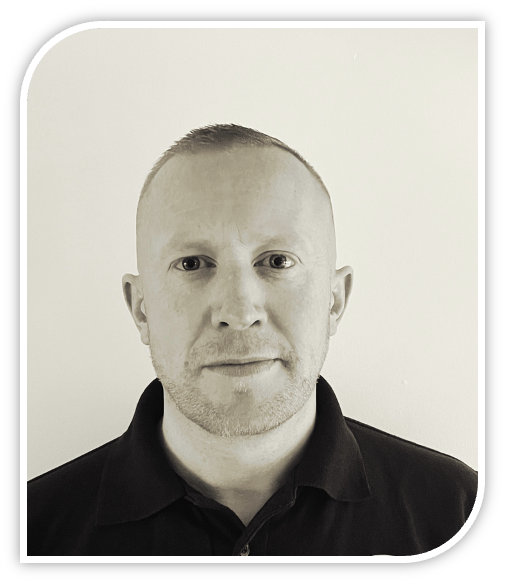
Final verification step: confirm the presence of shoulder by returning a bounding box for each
[28,439,117,554]
[345,418,478,514]
[28,438,116,497]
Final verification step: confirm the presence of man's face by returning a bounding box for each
[134,146,340,437]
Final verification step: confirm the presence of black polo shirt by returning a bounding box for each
[28,377,477,556]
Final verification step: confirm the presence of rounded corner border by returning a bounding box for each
[402,479,485,564]
[20,20,104,103]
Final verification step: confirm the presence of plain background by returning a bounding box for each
[27,26,478,480]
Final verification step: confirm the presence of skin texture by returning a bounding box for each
[123,145,353,524]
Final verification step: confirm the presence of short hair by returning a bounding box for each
[139,123,330,202]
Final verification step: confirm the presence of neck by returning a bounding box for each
[159,389,317,526]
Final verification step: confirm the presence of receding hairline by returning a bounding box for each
[138,124,331,205]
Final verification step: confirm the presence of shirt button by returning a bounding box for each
[239,544,250,556]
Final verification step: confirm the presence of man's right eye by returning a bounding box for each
[181,257,200,271]
[174,256,215,271]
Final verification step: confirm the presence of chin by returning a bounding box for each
[161,372,317,438]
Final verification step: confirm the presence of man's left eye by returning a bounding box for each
[257,254,295,269]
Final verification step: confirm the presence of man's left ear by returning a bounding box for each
[329,266,353,336]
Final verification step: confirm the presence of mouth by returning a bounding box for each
[203,358,279,377]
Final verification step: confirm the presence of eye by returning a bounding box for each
[182,257,200,271]
[174,256,215,271]
[256,253,295,269]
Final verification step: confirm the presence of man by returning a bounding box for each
[28,124,477,556]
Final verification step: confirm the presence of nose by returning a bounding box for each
[211,264,267,330]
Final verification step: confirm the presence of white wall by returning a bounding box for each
[27,25,478,479]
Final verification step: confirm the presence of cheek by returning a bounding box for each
[145,285,204,356]
[269,276,331,348]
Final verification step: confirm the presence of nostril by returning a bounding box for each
[213,309,265,330]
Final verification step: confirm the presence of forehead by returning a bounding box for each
[138,146,332,263]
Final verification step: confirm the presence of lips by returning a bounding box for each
[203,358,279,377]
[205,357,277,366]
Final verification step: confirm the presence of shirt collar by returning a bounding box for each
[96,376,371,526]
[294,376,372,501]
[96,379,185,525]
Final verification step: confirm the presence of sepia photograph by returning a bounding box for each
[23,22,482,560]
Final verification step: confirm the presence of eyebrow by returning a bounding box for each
[162,235,300,254]
[159,239,216,258]
[255,236,299,249]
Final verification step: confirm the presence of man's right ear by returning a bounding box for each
[122,274,150,346]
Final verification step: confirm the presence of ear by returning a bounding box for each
[122,274,150,345]
[329,266,353,336]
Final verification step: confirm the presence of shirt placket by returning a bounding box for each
[231,496,296,556]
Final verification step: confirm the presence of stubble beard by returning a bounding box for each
[149,322,331,438]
